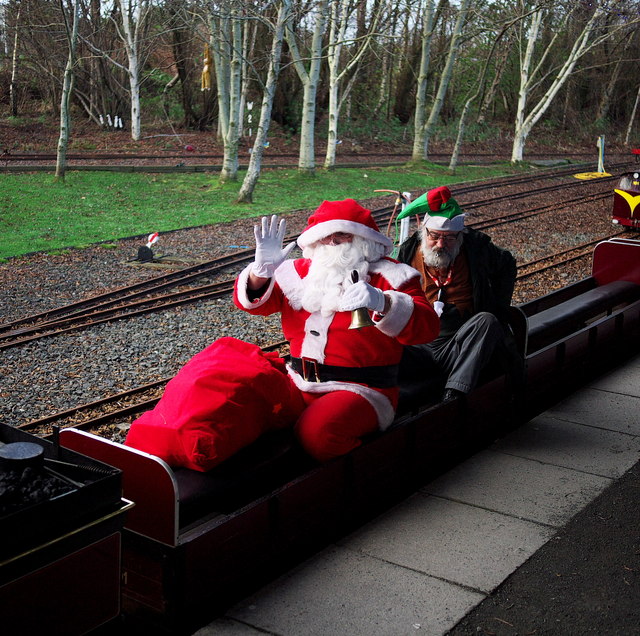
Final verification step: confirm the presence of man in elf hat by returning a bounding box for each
[234,199,440,461]
[397,186,520,401]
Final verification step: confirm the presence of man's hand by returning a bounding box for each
[339,281,386,313]
[252,215,296,279]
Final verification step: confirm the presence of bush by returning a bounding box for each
[141,68,185,125]
[340,114,409,145]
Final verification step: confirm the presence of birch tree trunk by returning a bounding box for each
[56,0,80,181]
[449,10,532,172]
[115,0,150,141]
[411,0,436,162]
[209,4,243,183]
[624,83,640,146]
[239,17,258,136]
[323,0,380,170]
[237,0,291,203]
[220,9,242,182]
[511,2,617,162]
[511,8,542,162]
[418,0,472,160]
[596,32,633,122]
[211,12,230,141]
[9,4,21,117]
[324,0,348,171]
[285,0,329,174]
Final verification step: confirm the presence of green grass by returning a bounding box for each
[0,162,519,260]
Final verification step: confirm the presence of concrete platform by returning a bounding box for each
[194,353,640,636]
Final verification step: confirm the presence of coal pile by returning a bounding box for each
[0,465,75,517]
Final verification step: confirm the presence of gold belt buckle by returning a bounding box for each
[301,357,320,382]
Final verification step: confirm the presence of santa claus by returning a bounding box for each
[234,198,440,461]
[126,199,439,470]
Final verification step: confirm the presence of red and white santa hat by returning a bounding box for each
[297,199,393,254]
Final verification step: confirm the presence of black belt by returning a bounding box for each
[289,357,398,388]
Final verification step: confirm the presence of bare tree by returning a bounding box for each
[511,0,637,162]
[625,82,640,146]
[209,1,244,182]
[285,0,329,174]
[449,5,536,172]
[411,0,437,161]
[8,3,20,116]
[165,0,204,129]
[237,0,292,203]
[114,0,152,141]
[56,0,80,181]
[415,0,473,161]
[596,29,635,123]
[323,0,381,169]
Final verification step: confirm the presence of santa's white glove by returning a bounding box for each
[339,281,386,313]
[433,300,444,317]
[252,215,296,278]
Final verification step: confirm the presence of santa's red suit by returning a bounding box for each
[126,199,439,469]
[234,200,439,461]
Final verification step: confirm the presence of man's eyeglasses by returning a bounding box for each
[426,230,459,244]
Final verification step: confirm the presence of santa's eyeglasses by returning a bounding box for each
[425,230,459,244]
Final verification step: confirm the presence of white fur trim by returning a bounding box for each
[236,264,276,308]
[297,219,393,254]
[373,290,414,337]
[424,214,466,232]
[300,312,333,362]
[368,258,421,289]
[288,368,396,429]
[274,259,305,309]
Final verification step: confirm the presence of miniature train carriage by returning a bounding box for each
[612,171,640,229]
[57,238,640,633]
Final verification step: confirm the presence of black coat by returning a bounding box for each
[397,228,517,328]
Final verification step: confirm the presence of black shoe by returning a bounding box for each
[443,388,464,401]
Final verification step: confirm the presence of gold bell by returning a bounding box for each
[348,270,375,329]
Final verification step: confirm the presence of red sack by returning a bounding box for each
[125,337,301,471]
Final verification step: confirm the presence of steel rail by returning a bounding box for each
[0,280,236,350]
[460,174,620,211]
[470,191,611,230]
[0,151,606,163]
[2,171,627,349]
[0,250,251,333]
[19,225,618,439]
[19,340,289,437]
[515,231,628,280]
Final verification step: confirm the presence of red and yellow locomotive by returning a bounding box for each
[612,171,640,229]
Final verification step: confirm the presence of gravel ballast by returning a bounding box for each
[0,179,622,430]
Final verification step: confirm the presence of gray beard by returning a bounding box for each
[421,233,462,270]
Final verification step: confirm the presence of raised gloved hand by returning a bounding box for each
[339,280,386,313]
[252,215,296,278]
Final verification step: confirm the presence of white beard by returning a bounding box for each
[300,236,383,316]
[420,230,463,270]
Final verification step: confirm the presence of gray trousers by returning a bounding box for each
[401,312,509,394]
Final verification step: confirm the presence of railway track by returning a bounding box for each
[15,236,629,442]
[18,339,290,440]
[0,150,605,164]
[1,171,627,351]
[515,232,628,280]
[4,169,635,438]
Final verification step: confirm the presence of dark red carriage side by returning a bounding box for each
[612,171,640,229]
